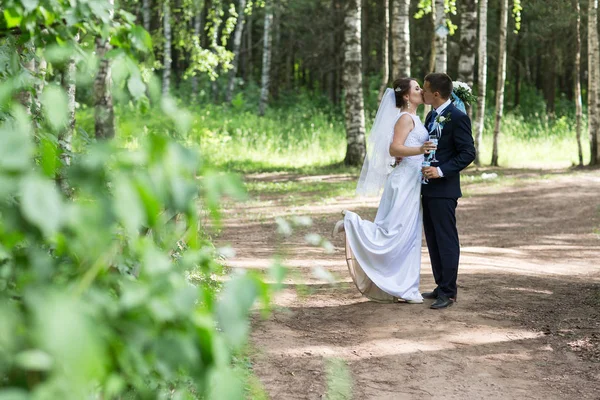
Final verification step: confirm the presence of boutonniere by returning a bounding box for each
[435,114,451,126]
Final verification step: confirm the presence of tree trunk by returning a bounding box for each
[377,0,390,102]
[457,0,477,116]
[63,54,77,164]
[474,0,487,166]
[191,0,204,100]
[490,0,507,167]
[589,0,600,165]
[210,2,224,102]
[246,13,253,82]
[143,0,151,31]
[34,56,47,120]
[343,0,367,166]
[162,0,172,95]
[60,33,79,195]
[434,0,447,72]
[94,17,115,141]
[258,3,273,116]
[17,44,35,115]
[225,0,247,103]
[575,0,584,166]
[391,0,411,78]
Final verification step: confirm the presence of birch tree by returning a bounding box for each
[391,0,410,78]
[575,0,583,166]
[457,0,478,115]
[226,0,248,103]
[143,0,151,31]
[589,0,600,165]
[474,0,487,166]
[95,0,115,141]
[191,0,204,99]
[343,0,366,166]
[377,0,390,102]
[433,0,447,72]
[491,0,508,167]
[258,2,274,115]
[162,0,172,95]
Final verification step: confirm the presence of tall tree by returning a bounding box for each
[391,0,411,78]
[143,0,151,31]
[226,0,248,103]
[62,47,77,193]
[258,2,274,115]
[474,0,487,166]
[433,0,447,72]
[33,56,47,120]
[191,0,204,100]
[378,0,390,102]
[343,0,367,166]
[162,0,172,95]
[95,0,115,141]
[575,0,584,166]
[491,0,508,167]
[18,47,35,115]
[457,0,478,115]
[589,0,600,165]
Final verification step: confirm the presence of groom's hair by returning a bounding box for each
[392,77,416,108]
[424,73,453,99]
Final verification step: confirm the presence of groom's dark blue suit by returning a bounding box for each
[422,102,476,299]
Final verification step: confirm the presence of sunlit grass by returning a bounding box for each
[76,100,592,173]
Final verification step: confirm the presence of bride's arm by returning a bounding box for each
[389,115,434,157]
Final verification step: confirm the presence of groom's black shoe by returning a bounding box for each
[430,295,455,309]
[421,289,438,300]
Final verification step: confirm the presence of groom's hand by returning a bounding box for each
[422,166,440,179]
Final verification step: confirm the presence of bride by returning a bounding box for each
[333,78,435,304]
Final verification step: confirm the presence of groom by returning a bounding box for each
[420,73,476,309]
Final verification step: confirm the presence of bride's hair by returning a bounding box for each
[392,77,416,108]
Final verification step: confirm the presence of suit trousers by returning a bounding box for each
[422,196,460,298]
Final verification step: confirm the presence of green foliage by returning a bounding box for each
[0,3,280,397]
[0,89,277,398]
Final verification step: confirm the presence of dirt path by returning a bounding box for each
[218,168,600,399]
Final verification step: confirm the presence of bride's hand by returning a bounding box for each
[420,141,437,154]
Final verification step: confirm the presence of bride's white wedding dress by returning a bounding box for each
[344,112,428,303]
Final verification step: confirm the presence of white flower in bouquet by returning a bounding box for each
[451,81,477,106]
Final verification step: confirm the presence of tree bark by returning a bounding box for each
[191,0,204,100]
[60,33,79,195]
[343,0,367,166]
[377,0,390,102]
[258,2,273,115]
[575,0,584,166]
[589,0,600,165]
[17,43,35,115]
[143,0,151,32]
[94,10,115,141]
[34,56,47,120]
[225,0,247,103]
[162,0,172,96]
[490,0,507,167]
[457,0,477,114]
[474,0,487,166]
[434,0,447,72]
[210,2,224,102]
[391,0,411,78]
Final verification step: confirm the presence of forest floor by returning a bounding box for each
[217,167,600,399]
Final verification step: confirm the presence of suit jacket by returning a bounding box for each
[421,102,476,198]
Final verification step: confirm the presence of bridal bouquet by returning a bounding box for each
[452,81,477,107]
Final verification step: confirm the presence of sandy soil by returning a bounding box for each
[218,168,600,399]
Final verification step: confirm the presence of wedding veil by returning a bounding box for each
[355,88,401,197]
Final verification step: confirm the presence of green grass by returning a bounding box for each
[75,96,591,173]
